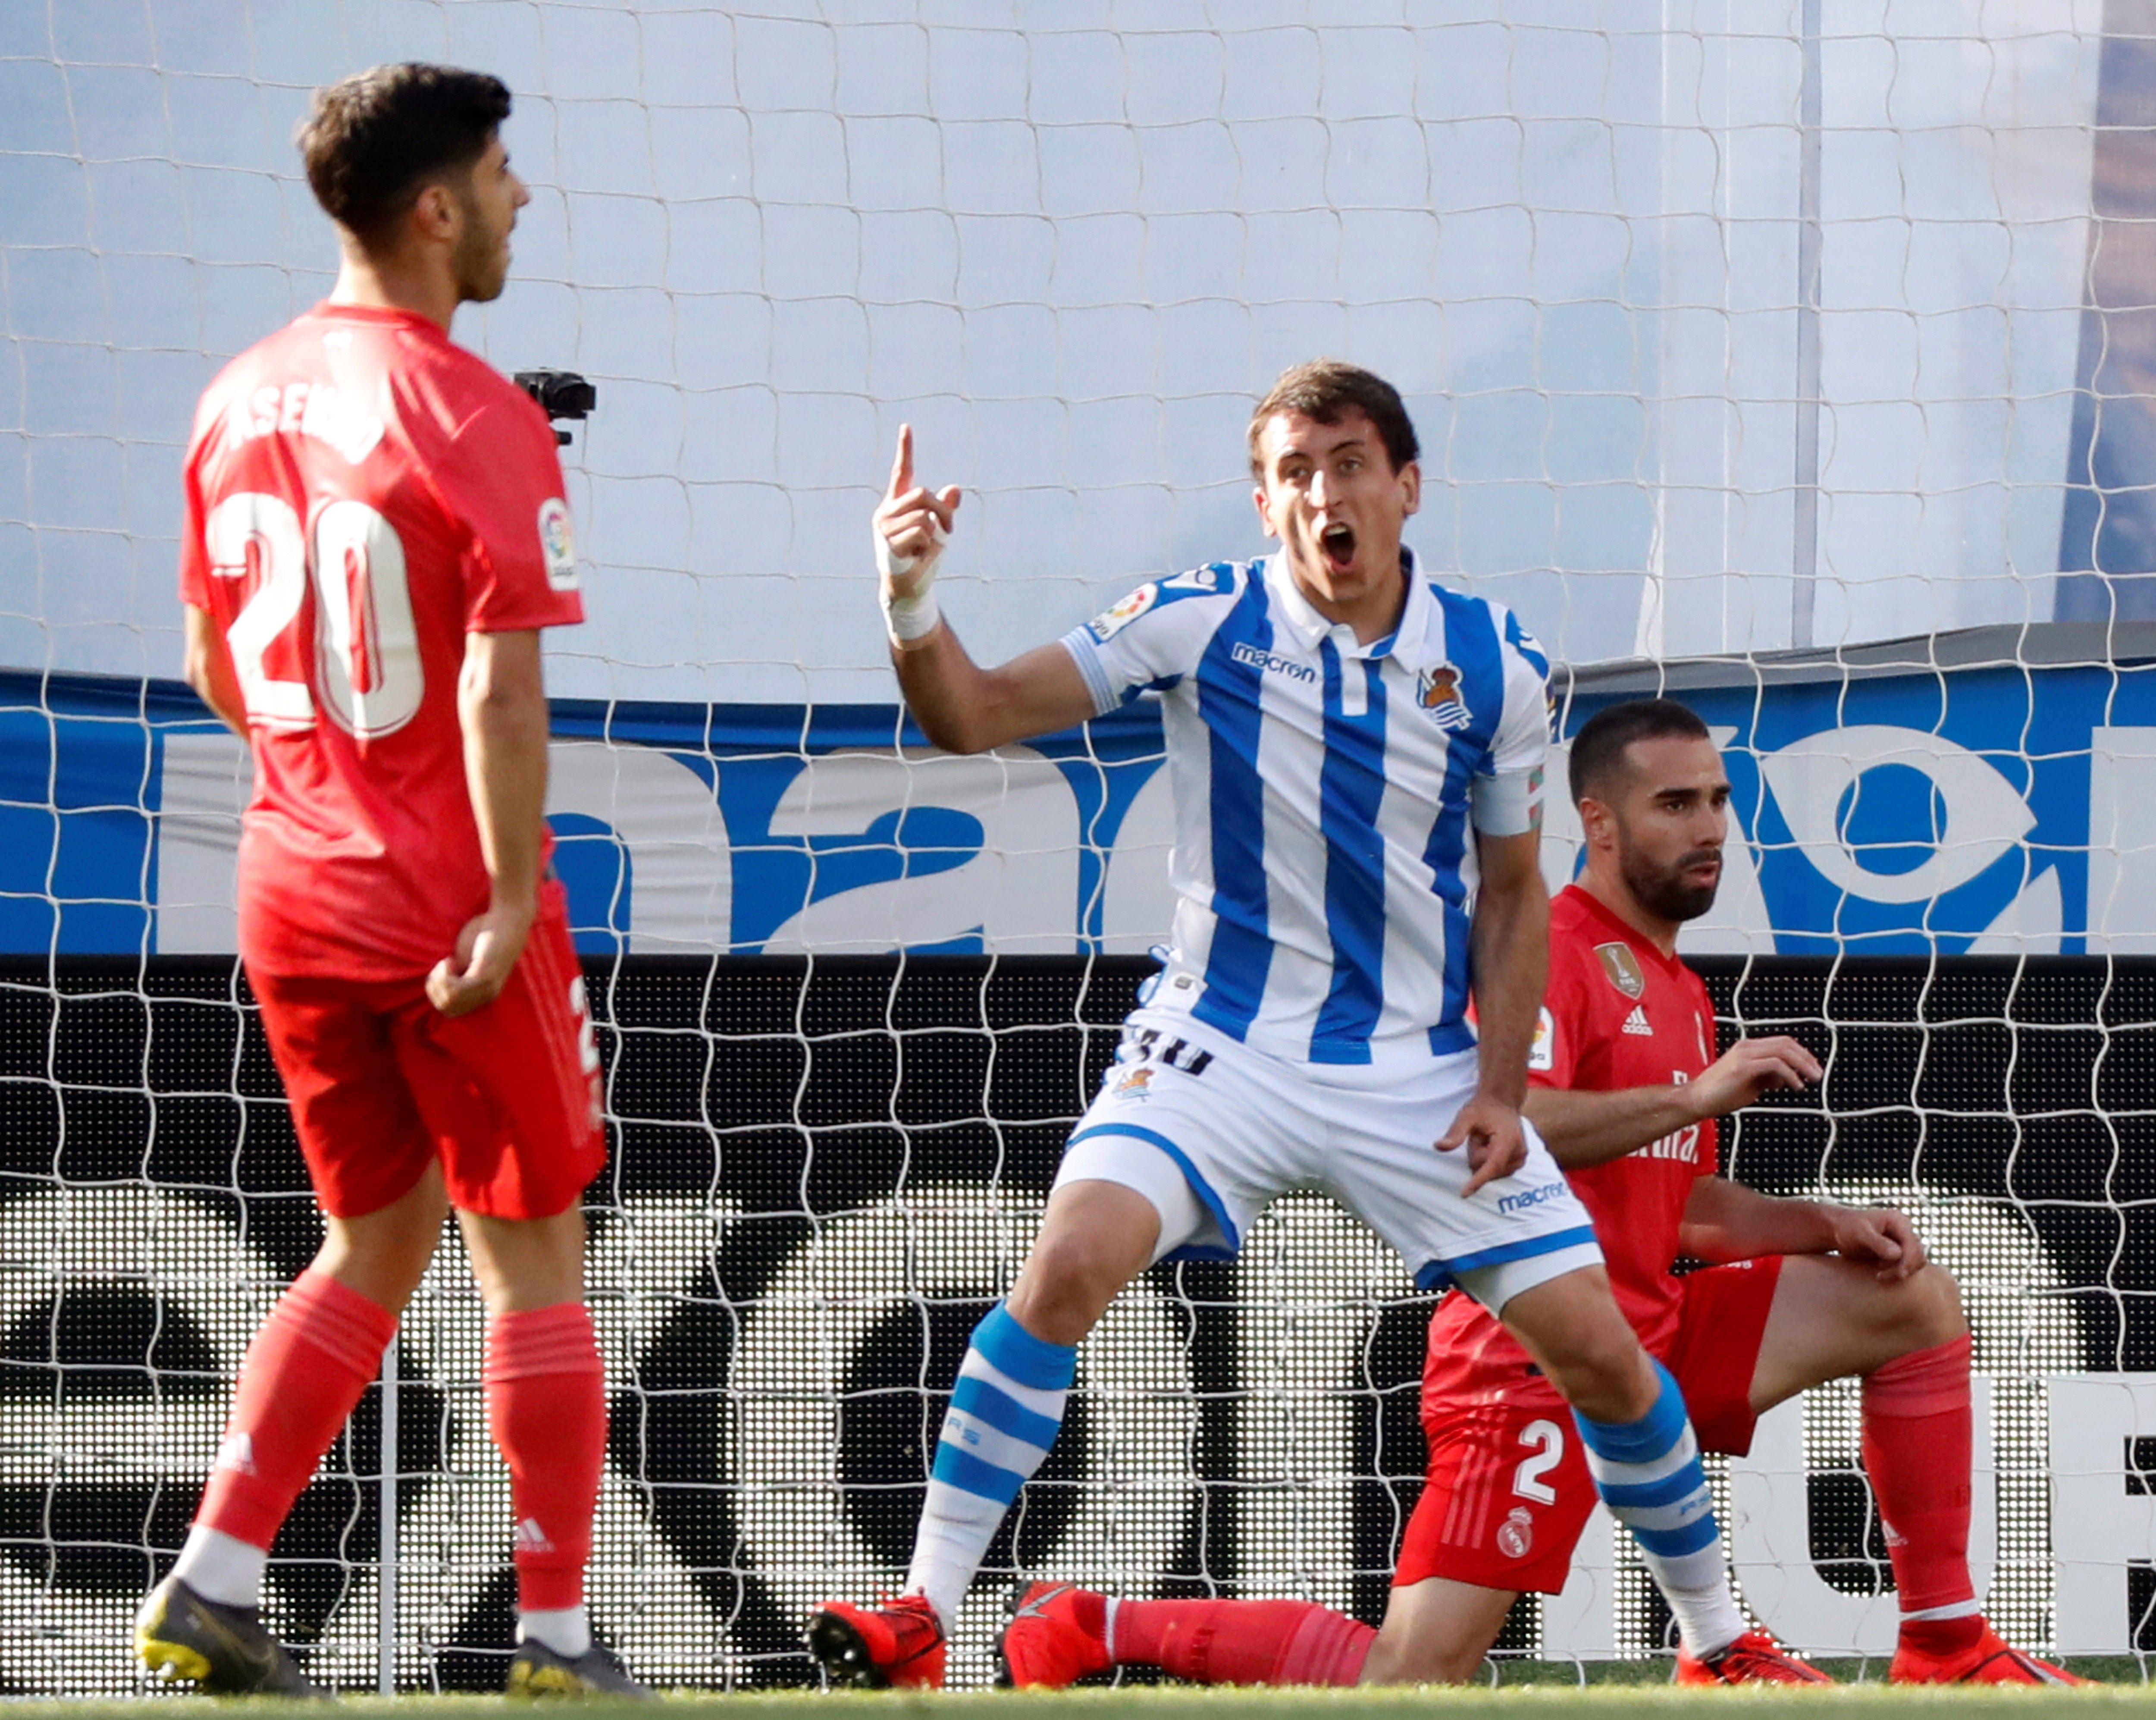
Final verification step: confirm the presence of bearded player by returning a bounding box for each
[808,367,1818,1690]
[998,698,2083,1687]
[133,65,642,1698]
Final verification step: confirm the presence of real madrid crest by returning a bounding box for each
[1595,941,1647,1000]
[1497,1506,1534,1559]
[1416,661,1473,731]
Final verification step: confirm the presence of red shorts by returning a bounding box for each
[248,885,605,1220]
[1395,1255,1783,1595]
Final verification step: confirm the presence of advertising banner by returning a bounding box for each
[9,623,2156,957]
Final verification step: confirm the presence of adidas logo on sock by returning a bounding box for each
[514,1517,555,1555]
[213,1432,257,1476]
[1622,1005,1652,1036]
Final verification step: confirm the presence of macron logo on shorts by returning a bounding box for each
[1497,1180,1570,1215]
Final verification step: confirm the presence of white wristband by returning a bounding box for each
[884,584,941,644]
[877,523,945,645]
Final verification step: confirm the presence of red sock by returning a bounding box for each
[1863,1332,1984,1655]
[195,1270,397,1550]
[484,1303,607,1612]
[1112,1598,1373,1686]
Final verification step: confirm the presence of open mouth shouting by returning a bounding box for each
[1320,521,1356,574]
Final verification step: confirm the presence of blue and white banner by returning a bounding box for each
[6,632,2156,957]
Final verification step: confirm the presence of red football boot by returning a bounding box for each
[995,1582,1113,1689]
[1674,1629,1833,1685]
[806,1594,946,1690]
[1890,1626,2087,1686]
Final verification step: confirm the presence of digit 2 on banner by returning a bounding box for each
[205,491,422,738]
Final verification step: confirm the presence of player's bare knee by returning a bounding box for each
[1532,1310,1653,1418]
[1896,1260,1966,1348]
[1007,1228,1138,1344]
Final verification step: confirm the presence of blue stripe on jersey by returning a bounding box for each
[1310,647,1390,1063]
[1192,580,1275,1042]
[1421,591,1507,1045]
[1503,608,1549,678]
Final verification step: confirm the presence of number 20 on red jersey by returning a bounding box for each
[205,491,422,739]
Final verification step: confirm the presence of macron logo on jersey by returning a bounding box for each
[1231,641,1316,684]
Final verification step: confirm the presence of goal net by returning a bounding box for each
[3,0,2153,1695]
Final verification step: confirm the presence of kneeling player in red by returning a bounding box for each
[134,65,640,1699]
[1000,700,2081,1689]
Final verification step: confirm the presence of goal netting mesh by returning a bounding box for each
[3,0,2154,1695]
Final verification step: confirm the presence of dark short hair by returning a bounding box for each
[1568,698,1712,805]
[1247,360,1420,477]
[298,63,511,247]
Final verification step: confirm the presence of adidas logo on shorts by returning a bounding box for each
[1622,1005,1652,1036]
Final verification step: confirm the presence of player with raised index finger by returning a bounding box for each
[807,362,1815,1689]
[1000,699,2084,1688]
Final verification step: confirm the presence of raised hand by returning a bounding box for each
[873,424,962,618]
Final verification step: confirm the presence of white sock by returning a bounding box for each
[171,1525,267,1610]
[518,1604,592,1658]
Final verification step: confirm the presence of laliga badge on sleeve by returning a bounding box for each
[1527,1006,1555,1072]
[537,496,579,591]
[1086,582,1158,643]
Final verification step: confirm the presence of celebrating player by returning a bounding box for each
[807,364,1814,1689]
[135,65,642,1698]
[997,697,2084,1687]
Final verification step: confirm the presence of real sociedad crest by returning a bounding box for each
[1112,1064,1155,1100]
[1417,661,1472,731]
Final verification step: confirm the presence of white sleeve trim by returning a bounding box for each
[1059,627,1119,718]
[1470,764,1544,836]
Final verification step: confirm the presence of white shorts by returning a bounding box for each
[1052,1007,1602,1313]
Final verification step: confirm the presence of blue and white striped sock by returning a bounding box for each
[904,1302,1075,1630]
[1573,1360,1745,1659]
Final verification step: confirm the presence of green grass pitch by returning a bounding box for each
[10,1669,2150,1719]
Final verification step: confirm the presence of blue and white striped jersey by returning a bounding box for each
[1062,550,1550,1067]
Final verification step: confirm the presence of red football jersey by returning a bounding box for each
[1423,883,1720,1402]
[178,302,583,979]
